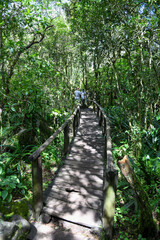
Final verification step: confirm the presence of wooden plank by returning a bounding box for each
[64,160,103,168]
[64,160,104,169]
[65,154,103,161]
[45,182,103,199]
[76,130,102,136]
[74,135,104,140]
[43,199,102,228]
[56,170,103,183]
[43,187,103,201]
[64,160,104,171]
[70,146,104,154]
[44,190,102,210]
[53,177,103,190]
[63,164,103,172]
[59,166,104,177]
[71,139,104,147]
[55,167,103,181]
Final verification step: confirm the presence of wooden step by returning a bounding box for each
[43,199,102,228]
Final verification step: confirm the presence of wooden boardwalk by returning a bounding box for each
[43,108,105,229]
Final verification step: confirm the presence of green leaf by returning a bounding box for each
[11,107,16,112]
[22,189,25,195]
[1,190,8,200]
[156,114,160,121]
[7,193,12,202]
[10,183,16,188]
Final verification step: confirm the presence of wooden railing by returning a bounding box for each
[29,105,81,220]
[93,101,118,240]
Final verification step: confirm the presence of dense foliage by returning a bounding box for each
[0,0,160,239]
[66,0,160,239]
[0,0,75,214]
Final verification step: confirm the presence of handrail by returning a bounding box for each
[29,106,80,161]
[92,101,118,240]
[30,104,81,220]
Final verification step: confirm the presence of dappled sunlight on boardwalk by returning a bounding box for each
[43,108,104,229]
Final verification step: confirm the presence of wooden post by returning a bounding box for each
[103,167,118,240]
[32,155,43,220]
[64,123,69,155]
[102,118,118,239]
[55,117,58,127]
[103,116,106,136]
[104,136,107,160]
[73,107,80,137]
[106,118,112,161]
[77,107,80,126]
[99,110,102,127]
[78,106,81,119]
[75,112,78,127]
[73,115,76,137]
[93,102,95,112]
[97,106,99,118]
[104,118,107,159]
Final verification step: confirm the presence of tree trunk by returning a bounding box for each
[0,8,5,90]
[118,155,157,238]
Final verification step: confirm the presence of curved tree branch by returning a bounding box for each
[5,24,54,94]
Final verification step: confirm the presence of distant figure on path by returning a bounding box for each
[81,89,86,108]
[74,88,81,102]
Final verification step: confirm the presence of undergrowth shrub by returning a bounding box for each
[105,106,160,239]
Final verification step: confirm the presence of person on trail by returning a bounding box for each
[81,89,86,108]
[74,88,81,102]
